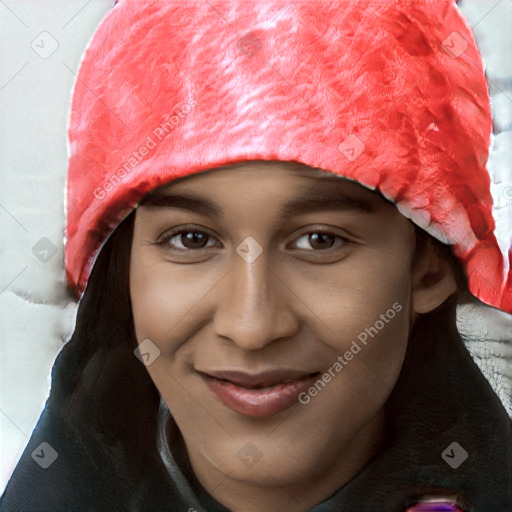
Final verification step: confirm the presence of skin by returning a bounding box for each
[129,161,457,512]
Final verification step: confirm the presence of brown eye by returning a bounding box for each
[293,231,345,251]
[308,233,336,250]
[178,232,209,249]
[155,227,219,251]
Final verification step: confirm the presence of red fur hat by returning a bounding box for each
[65,0,511,313]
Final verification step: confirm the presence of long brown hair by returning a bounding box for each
[49,211,161,476]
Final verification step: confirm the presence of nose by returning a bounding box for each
[213,248,299,351]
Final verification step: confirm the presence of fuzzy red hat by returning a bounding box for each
[65,0,511,313]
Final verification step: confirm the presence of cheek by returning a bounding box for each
[303,246,413,420]
[308,238,413,344]
[130,266,186,351]
[129,259,205,415]
[129,253,220,356]
[293,304,410,446]
[130,260,166,344]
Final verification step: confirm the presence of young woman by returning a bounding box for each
[1,1,511,511]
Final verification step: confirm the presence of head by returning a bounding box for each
[127,160,461,495]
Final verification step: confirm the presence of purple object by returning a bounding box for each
[406,500,463,512]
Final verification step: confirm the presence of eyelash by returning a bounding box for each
[153,225,349,252]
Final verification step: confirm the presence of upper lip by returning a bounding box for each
[198,369,321,389]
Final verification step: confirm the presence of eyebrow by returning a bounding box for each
[139,187,376,217]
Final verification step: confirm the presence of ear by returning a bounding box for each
[411,233,458,314]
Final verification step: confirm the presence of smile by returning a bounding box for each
[198,369,322,417]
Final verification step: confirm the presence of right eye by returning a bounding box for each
[154,226,222,251]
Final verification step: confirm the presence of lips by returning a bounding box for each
[199,369,321,417]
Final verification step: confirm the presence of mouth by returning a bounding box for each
[197,369,322,417]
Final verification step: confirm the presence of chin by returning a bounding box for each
[200,433,332,487]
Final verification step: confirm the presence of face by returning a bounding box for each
[129,161,418,507]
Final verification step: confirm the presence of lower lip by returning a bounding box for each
[202,374,320,417]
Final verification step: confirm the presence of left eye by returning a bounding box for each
[291,232,345,251]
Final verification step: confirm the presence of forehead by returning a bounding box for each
[139,160,392,213]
